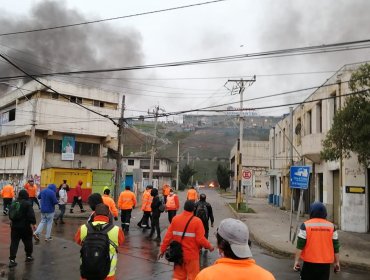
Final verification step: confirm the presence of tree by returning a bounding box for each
[179,164,197,187]
[321,63,370,167]
[216,164,232,192]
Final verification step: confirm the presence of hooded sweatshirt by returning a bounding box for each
[38,184,59,213]
[10,190,36,229]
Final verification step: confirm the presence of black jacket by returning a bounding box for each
[194,201,214,226]
[10,199,36,229]
[151,196,162,218]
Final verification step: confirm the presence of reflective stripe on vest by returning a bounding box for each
[166,195,176,209]
[173,231,196,237]
[300,218,335,264]
[80,222,119,277]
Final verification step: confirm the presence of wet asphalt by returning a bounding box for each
[0,188,368,279]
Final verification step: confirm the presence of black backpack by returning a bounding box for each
[9,201,23,221]
[195,202,208,224]
[80,222,117,280]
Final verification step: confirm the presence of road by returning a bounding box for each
[0,188,368,279]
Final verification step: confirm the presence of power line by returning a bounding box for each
[0,0,228,37]
[1,39,369,81]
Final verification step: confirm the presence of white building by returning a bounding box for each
[230,140,270,198]
[269,62,370,233]
[0,79,121,183]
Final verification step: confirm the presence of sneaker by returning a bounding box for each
[25,256,34,263]
[54,219,58,225]
[8,260,17,268]
[153,236,161,242]
[33,233,40,242]
[70,209,73,213]
[45,237,53,242]
[81,209,86,213]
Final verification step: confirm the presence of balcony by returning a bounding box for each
[301,133,324,163]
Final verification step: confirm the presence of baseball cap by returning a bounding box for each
[217,218,252,258]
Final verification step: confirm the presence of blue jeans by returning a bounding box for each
[34,212,55,239]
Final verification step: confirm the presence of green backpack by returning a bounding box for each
[9,201,23,221]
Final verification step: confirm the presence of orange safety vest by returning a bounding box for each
[102,195,119,217]
[118,190,137,210]
[1,184,15,198]
[300,218,335,263]
[162,185,170,196]
[141,190,152,212]
[187,189,197,201]
[24,183,37,198]
[166,194,177,210]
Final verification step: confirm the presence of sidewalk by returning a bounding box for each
[221,193,370,271]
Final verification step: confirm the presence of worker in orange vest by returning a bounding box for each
[165,188,179,223]
[137,185,153,229]
[118,186,137,232]
[24,179,40,209]
[195,218,275,280]
[158,200,214,280]
[1,184,15,215]
[186,186,198,202]
[102,187,119,221]
[162,184,171,204]
[294,202,340,280]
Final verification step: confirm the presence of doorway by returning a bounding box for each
[318,173,323,202]
[332,170,340,225]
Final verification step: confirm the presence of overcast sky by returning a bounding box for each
[1,0,370,122]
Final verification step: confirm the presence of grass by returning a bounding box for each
[229,202,255,213]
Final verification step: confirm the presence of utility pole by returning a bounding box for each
[148,105,165,186]
[115,95,125,202]
[226,77,256,210]
[176,140,180,191]
[26,96,37,179]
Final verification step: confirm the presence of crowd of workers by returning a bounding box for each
[1,179,340,280]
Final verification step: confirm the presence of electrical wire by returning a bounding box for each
[0,0,228,37]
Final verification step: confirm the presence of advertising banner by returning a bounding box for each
[62,135,75,161]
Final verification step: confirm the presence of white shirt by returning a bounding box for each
[59,189,68,205]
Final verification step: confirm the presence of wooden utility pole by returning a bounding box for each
[115,95,125,202]
[26,96,37,179]
[226,77,256,210]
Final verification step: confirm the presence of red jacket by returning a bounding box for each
[75,183,83,197]
[161,211,211,261]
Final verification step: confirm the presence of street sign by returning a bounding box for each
[345,186,365,194]
[290,166,310,189]
[242,168,253,187]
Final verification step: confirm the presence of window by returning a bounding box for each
[81,143,92,156]
[140,160,150,169]
[91,144,99,156]
[306,110,312,134]
[282,128,286,152]
[51,93,59,99]
[0,141,26,157]
[316,102,322,133]
[128,159,134,166]
[93,100,105,107]
[9,109,16,121]
[46,139,54,153]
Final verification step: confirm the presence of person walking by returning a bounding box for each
[54,183,68,225]
[186,186,198,202]
[158,200,214,280]
[70,180,86,213]
[33,184,59,242]
[162,183,170,204]
[1,183,15,215]
[194,193,214,239]
[75,204,124,280]
[8,190,37,268]
[58,179,70,192]
[293,202,340,280]
[138,185,153,229]
[165,188,179,223]
[195,218,275,280]
[148,188,162,242]
[118,186,136,232]
[24,179,40,209]
[102,187,119,221]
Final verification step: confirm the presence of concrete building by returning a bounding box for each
[0,79,121,185]
[269,62,370,233]
[230,140,270,198]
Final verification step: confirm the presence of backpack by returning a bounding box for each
[9,201,23,221]
[80,222,117,280]
[195,202,208,224]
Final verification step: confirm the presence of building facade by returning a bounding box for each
[230,140,270,198]
[269,62,370,233]
[0,79,121,186]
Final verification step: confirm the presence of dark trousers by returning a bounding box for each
[30,197,40,209]
[202,222,210,239]
[149,215,160,238]
[301,262,330,280]
[163,195,168,204]
[71,196,83,210]
[141,211,152,228]
[10,226,33,260]
[55,204,66,221]
[121,209,132,231]
[3,198,12,214]
[168,210,177,223]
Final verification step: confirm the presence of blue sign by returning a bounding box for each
[290,166,310,189]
